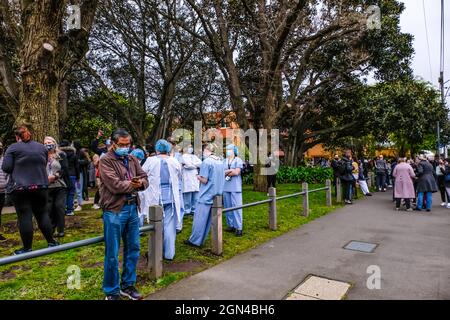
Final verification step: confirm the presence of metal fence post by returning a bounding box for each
[367,172,372,188]
[268,187,277,231]
[211,195,223,255]
[302,182,309,217]
[325,179,332,207]
[336,178,342,203]
[148,206,163,280]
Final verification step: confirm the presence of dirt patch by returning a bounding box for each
[0,271,17,280]
[83,261,103,269]
[163,260,206,273]
[65,216,85,229]
[2,221,19,234]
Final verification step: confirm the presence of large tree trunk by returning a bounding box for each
[16,0,66,141]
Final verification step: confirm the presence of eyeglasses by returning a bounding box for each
[115,143,131,148]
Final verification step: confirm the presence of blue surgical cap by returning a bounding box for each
[155,139,172,154]
[130,148,145,160]
[226,144,238,156]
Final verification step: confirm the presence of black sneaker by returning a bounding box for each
[0,234,7,242]
[54,232,65,238]
[13,248,32,255]
[48,241,60,247]
[225,227,236,233]
[105,294,122,300]
[176,229,182,234]
[120,286,143,300]
[366,193,372,196]
[235,230,243,237]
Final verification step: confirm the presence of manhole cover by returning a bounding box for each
[286,275,351,300]
[343,240,378,253]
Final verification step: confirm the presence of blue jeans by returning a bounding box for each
[65,176,77,214]
[102,204,140,296]
[75,175,83,206]
[417,192,432,210]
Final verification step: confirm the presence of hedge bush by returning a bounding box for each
[242,166,333,185]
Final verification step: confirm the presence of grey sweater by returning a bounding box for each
[1,141,48,192]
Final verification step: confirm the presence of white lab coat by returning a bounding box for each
[140,156,182,226]
[180,153,202,193]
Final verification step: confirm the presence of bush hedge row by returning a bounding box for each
[242,166,333,185]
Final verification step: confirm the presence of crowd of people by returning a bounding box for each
[2,124,447,300]
[0,125,251,300]
[331,149,448,212]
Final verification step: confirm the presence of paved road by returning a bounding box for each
[147,191,450,300]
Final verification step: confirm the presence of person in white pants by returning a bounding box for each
[357,160,372,196]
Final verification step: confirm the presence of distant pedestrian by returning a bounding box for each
[375,155,388,192]
[392,157,415,211]
[0,142,8,242]
[338,150,355,205]
[1,125,59,255]
[44,137,67,238]
[414,155,438,212]
[60,140,80,216]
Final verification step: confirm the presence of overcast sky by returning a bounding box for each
[399,0,449,100]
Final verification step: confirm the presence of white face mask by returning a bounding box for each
[187,147,194,154]
[226,149,234,157]
[203,150,212,158]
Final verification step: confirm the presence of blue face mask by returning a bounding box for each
[45,144,56,151]
[226,149,234,157]
[115,147,129,157]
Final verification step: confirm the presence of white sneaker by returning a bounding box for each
[74,205,82,212]
[441,202,446,207]
[446,204,450,209]
[92,204,101,210]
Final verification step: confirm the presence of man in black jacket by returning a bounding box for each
[60,140,80,216]
[339,150,355,205]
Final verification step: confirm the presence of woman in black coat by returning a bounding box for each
[415,157,438,212]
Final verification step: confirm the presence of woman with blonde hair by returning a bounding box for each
[44,136,67,237]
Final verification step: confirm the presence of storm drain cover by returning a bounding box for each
[343,240,378,253]
[286,275,351,300]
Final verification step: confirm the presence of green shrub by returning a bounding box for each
[242,166,333,185]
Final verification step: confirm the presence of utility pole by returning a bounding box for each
[438,0,445,158]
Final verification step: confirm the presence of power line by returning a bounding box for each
[422,0,433,82]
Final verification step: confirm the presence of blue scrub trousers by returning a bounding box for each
[189,202,212,246]
[177,190,185,231]
[102,204,140,296]
[183,191,198,215]
[223,192,243,230]
[163,203,176,259]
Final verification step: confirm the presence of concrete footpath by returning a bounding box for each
[147,191,450,300]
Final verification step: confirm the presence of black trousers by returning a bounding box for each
[48,188,67,234]
[267,175,276,189]
[10,189,55,250]
[438,176,448,202]
[395,198,411,209]
[341,180,353,201]
[0,192,5,227]
[94,190,100,205]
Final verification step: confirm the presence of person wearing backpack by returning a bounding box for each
[339,150,355,204]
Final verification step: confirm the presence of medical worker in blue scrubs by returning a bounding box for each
[184,143,224,247]
[168,138,185,233]
[223,144,244,236]
[141,139,181,260]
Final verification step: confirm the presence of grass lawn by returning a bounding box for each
[0,183,343,300]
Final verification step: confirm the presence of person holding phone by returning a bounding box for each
[99,128,148,300]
